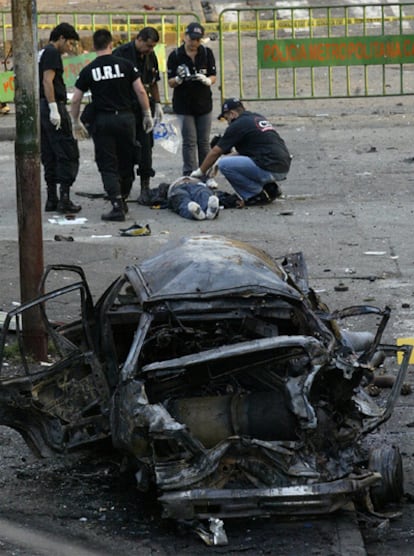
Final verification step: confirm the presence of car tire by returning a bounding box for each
[368,445,404,509]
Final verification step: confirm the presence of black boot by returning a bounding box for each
[137,177,152,206]
[45,183,58,212]
[57,185,82,213]
[101,197,125,222]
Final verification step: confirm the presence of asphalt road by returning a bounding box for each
[1,91,414,554]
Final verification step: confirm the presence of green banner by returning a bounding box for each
[258,34,414,68]
[0,44,165,103]
[0,52,97,103]
[0,70,13,102]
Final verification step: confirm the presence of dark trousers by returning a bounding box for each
[92,111,136,198]
[135,105,155,179]
[40,100,79,187]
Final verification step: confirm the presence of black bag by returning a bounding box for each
[80,102,95,132]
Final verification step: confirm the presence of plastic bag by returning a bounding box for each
[153,115,181,154]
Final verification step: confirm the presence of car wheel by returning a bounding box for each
[368,445,404,509]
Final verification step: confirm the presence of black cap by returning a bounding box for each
[218,97,244,119]
[185,22,205,39]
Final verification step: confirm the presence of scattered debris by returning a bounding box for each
[75,192,105,198]
[54,235,74,242]
[48,216,87,225]
[119,223,151,237]
[334,282,349,291]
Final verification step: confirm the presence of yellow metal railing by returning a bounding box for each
[3,5,414,105]
[0,10,200,104]
[218,3,414,103]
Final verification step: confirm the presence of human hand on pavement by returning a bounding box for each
[154,102,163,126]
[71,116,89,140]
[48,102,61,130]
[194,73,212,86]
[143,109,154,133]
[190,168,204,179]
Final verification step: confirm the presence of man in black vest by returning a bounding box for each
[70,29,153,221]
[113,27,163,205]
[39,22,82,213]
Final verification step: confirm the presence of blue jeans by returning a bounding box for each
[168,182,213,219]
[218,155,288,200]
[177,112,213,175]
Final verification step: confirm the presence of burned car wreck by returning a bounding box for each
[0,235,411,543]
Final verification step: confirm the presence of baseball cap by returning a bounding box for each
[218,97,244,119]
[185,22,205,39]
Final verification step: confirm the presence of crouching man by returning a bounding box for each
[191,98,291,206]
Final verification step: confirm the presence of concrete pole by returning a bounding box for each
[11,0,47,360]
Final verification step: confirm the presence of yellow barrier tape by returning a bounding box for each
[8,15,414,35]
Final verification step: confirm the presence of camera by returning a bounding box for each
[177,64,197,82]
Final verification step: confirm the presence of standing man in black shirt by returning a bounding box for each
[167,22,216,179]
[39,22,82,213]
[191,98,292,206]
[70,29,154,222]
[113,27,163,205]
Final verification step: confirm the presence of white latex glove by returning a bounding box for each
[190,168,204,179]
[48,102,61,130]
[195,73,212,86]
[142,109,154,134]
[154,102,163,126]
[70,116,89,140]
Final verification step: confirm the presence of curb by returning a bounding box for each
[0,113,15,141]
[0,126,15,141]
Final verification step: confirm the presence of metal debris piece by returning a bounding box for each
[334,282,349,291]
[194,518,228,546]
[54,235,74,242]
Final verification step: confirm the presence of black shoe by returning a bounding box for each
[245,183,281,206]
[45,198,58,212]
[101,207,125,222]
[137,189,153,206]
[263,182,282,200]
[57,199,82,213]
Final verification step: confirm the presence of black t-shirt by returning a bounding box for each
[74,54,141,112]
[38,44,66,102]
[113,41,160,88]
[218,111,291,173]
[167,44,216,116]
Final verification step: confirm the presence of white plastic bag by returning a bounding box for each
[153,115,181,154]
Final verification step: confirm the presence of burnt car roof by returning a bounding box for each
[125,235,302,302]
